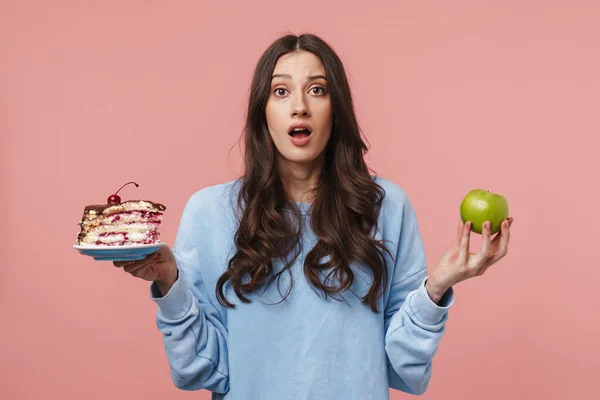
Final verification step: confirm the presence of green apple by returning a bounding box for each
[460,189,509,235]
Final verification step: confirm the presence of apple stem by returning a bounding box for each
[114,181,139,196]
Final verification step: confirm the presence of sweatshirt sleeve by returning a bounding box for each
[150,192,229,394]
[383,188,454,395]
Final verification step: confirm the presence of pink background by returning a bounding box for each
[2,1,599,399]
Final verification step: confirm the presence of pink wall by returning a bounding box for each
[2,1,598,399]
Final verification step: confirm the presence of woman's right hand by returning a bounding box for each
[113,245,179,296]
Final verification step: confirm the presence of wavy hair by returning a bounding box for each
[216,33,392,313]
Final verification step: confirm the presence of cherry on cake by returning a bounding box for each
[76,182,166,246]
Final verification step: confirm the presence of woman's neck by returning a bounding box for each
[277,156,324,203]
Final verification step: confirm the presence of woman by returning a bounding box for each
[114,33,513,399]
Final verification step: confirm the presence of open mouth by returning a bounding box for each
[288,128,312,137]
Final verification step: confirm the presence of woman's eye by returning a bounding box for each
[311,87,326,95]
[274,88,287,96]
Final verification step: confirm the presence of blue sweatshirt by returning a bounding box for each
[150,176,454,400]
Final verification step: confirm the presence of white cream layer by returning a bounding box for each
[80,231,153,244]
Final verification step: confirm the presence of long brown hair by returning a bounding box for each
[216,33,392,313]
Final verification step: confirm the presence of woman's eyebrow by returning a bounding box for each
[271,74,327,81]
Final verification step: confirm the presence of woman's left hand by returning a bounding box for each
[425,217,514,303]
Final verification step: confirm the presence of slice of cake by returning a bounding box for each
[76,182,166,246]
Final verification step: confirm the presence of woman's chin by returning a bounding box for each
[278,150,324,166]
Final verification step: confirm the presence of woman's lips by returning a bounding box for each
[289,132,312,146]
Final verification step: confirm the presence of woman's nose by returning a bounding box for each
[291,95,310,117]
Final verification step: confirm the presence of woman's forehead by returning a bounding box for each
[272,51,326,79]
